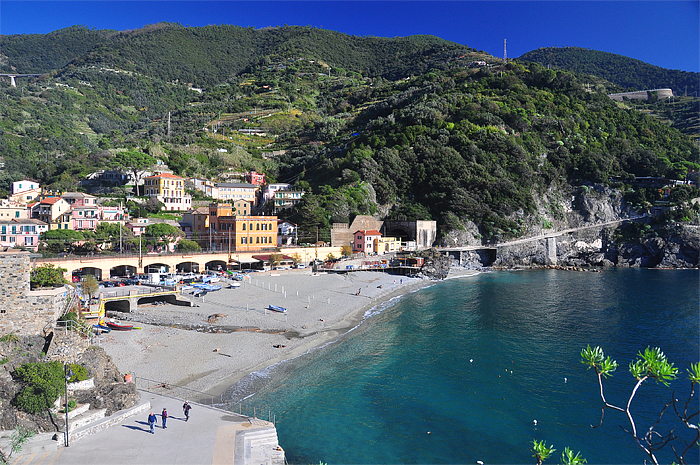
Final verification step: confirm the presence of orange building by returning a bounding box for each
[211,215,278,252]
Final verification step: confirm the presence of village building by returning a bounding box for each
[245,171,266,186]
[0,218,48,251]
[277,220,297,246]
[214,182,257,205]
[353,230,382,254]
[0,199,29,220]
[375,236,402,254]
[10,179,41,204]
[273,188,304,213]
[35,197,71,230]
[143,173,192,211]
[210,215,278,252]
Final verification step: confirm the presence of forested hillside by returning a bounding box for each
[519,47,699,96]
[0,25,698,244]
[1,24,475,87]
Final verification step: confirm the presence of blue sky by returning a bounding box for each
[1,1,698,72]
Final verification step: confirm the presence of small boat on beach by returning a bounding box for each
[106,321,134,331]
[267,304,287,313]
[93,324,111,334]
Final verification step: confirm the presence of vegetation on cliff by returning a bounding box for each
[0,25,698,244]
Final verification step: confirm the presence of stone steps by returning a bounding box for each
[4,401,151,461]
[237,426,284,465]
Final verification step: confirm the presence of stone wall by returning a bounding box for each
[0,251,71,336]
[331,216,384,246]
[608,88,673,102]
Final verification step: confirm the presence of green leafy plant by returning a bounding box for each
[12,361,88,414]
[0,426,34,464]
[561,447,587,465]
[531,439,555,465]
[0,334,19,343]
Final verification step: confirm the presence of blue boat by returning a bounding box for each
[267,304,287,313]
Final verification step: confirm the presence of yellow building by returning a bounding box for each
[143,173,192,211]
[375,236,401,254]
[214,215,278,252]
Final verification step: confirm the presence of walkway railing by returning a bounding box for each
[132,375,278,424]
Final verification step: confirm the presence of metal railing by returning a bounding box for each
[133,375,278,424]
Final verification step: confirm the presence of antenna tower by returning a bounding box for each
[504,39,507,61]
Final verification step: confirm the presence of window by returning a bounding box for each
[269,236,272,243]
[256,237,259,244]
[242,223,246,230]
[15,211,19,218]
[256,223,260,231]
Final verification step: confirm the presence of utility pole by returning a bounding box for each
[503,39,507,62]
[228,221,232,263]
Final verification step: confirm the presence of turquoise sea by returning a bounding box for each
[227,269,699,464]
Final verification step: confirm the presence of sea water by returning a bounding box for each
[228,269,699,464]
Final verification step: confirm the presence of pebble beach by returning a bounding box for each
[98,269,461,402]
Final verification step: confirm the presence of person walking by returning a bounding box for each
[161,408,168,429]
[147,412,157,434]
[183,401,191,422]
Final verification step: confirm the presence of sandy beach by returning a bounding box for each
[98,269,480,403]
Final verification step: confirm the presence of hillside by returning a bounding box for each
[0,25,698,245]
[518,47,699,96]
[1,23,475,87]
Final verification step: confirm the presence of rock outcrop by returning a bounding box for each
[416,248,451,280]
[0,341,138,432]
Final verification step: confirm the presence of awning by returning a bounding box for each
[230,257,261,264]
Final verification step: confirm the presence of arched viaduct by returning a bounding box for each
[35,247,341,280]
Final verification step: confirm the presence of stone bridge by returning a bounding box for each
[441,216,645,266]
[35,246,341,280]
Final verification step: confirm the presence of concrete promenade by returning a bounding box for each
[10,390,283,465]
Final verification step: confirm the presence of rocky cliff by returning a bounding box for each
[0,340,138,433]
[447,184,699,269]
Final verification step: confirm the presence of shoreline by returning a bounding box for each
[100,269,474,404]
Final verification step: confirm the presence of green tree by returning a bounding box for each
[269,253,283,268]
[175,239,201,252]
[30,264,68,289]
[145,223,184,250]
[80,275,98,299]
[39,230,85,254]
[341,244,353,257]
[113,150,156,196]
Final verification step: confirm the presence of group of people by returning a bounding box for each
[147,401,192,434]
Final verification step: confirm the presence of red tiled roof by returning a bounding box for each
[40,197,62,205]
[144,173,184,180]
[354,229,382,236]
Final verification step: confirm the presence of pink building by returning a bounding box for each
[0,218,48,251]
[352,229,382,254]
[245,171,266,186]
[70,206,99,231]
[61,192,97,208]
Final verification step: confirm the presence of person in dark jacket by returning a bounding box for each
[183,401,191,422]
[147,412,157,434]
[162,408,168,428]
